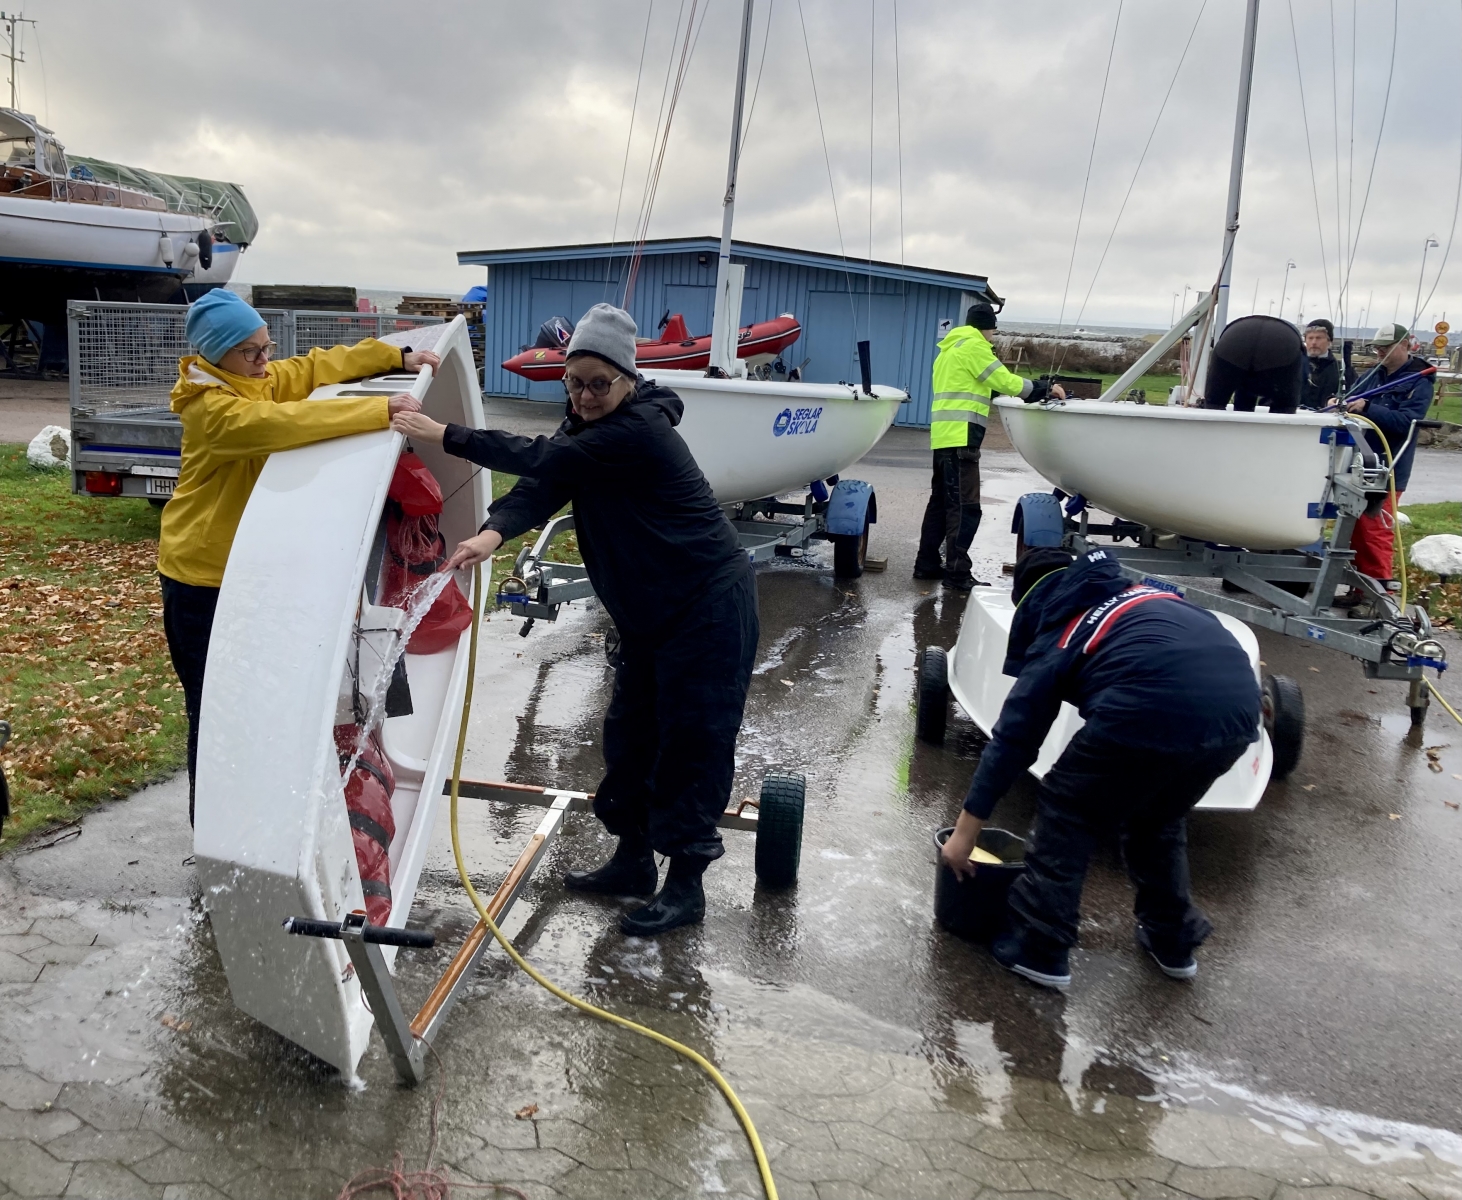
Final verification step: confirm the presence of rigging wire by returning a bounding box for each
[1344,0,1357,329]
[1413,0,1462,325]
[893,0,909,390]
[606,0,657,297]
[868,0,876,331]
[1329,0,1344,323]
[1050,0,1123,376]
[624,0,707,306]
[1339,0,1399,329]
[1061,0,1208,369]
[736,0,777,165]
[795,0,859,323]
[1286,0,1335,321]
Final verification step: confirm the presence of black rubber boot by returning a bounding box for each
[619,854,709,936]
[563,836,658,897]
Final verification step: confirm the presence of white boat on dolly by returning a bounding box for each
[195,318,488,1074]
[194,318,821,1082]
[918,590,1280,811]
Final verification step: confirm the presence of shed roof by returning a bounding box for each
[457,236,990,293]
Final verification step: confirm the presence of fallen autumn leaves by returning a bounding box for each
[1,509,186,845]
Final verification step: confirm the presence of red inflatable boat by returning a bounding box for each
[502,312,802,382]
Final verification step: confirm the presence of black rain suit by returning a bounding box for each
[1201,315,1304,414]
[441,379,758,861]
[963,548,1260,954]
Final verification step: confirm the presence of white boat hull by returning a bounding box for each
[948,589,1271,812]
[194,317,487,1075]
[648,370,905,503]
[994,397,1343,550]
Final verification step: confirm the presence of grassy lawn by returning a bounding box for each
[1093,372,1182,403]
[0,448,185,847]
[0,458,575,849]
[1428,379,1461,426]
[1400,501,1462,628]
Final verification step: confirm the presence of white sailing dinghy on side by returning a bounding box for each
[195,316,487,1076]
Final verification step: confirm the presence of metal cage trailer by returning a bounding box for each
[283,770,806,1086]
[1011,416,1449,731]
[66,300,445,502]
[497,477,881,636]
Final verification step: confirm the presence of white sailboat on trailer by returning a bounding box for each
[995,0,1346,553]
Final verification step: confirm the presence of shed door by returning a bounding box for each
[801,291,910,387]
[529,279,620,330]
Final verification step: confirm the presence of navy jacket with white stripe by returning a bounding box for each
[962,549,1260,820]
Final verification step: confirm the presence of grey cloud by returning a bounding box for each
[15,0,1461,328]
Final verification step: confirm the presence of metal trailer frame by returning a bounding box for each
[65,300,446,501]
[285,774,793,1086]
[1017,417,1449,726]
[496,489,878,634]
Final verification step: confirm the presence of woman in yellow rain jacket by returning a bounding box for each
[158,289,437,821]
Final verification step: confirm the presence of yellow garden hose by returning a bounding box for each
[446,562,778,1200]
[1347,412,1406,611]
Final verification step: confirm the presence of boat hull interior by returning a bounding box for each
[949,589,1272,812]
[194,317,487,1074]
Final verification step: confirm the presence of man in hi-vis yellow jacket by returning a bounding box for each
[913,293,1062,590]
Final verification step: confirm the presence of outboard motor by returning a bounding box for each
[534,315,574,349]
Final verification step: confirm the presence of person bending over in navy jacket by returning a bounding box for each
[940,547,1260,989]
[393,304,758,938]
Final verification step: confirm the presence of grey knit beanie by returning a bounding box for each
[566,303,639,379]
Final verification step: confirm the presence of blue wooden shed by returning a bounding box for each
[456,237,993,428]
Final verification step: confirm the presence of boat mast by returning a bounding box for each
[1213,0,1260,338]
[708,0,756,376]
[1,11,37,110]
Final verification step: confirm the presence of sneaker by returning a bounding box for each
[1135,924,1198,980]
[991,932,1071,989]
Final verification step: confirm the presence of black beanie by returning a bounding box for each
[966,300,998,330]
[1012,547,1075,605]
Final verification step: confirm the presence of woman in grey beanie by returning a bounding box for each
[393,304,759,937]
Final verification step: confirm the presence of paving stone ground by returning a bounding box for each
[1,806,1458,1200]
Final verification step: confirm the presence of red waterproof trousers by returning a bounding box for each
[1351,490,1402,582]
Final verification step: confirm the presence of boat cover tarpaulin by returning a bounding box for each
[68,155,259,245]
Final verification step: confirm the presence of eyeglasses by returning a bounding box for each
[563,373,624,399]
[233,340,278,364]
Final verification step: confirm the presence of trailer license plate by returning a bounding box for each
[145,477,176,497]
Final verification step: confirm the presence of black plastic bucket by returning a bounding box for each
[933,827,1028,943]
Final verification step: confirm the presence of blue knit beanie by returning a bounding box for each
[186,289,267,365]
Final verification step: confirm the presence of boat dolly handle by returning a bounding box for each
[282,913,435,949]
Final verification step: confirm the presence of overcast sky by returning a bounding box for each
[13,0,1462,330]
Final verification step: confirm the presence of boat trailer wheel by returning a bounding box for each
[915,647,949,746]
[1261,674,1305,782]
[754,772,805,888]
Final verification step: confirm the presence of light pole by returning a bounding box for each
[1279,259,1296,321]
[1171,293,1180,325]
[1413,237,1439,327]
